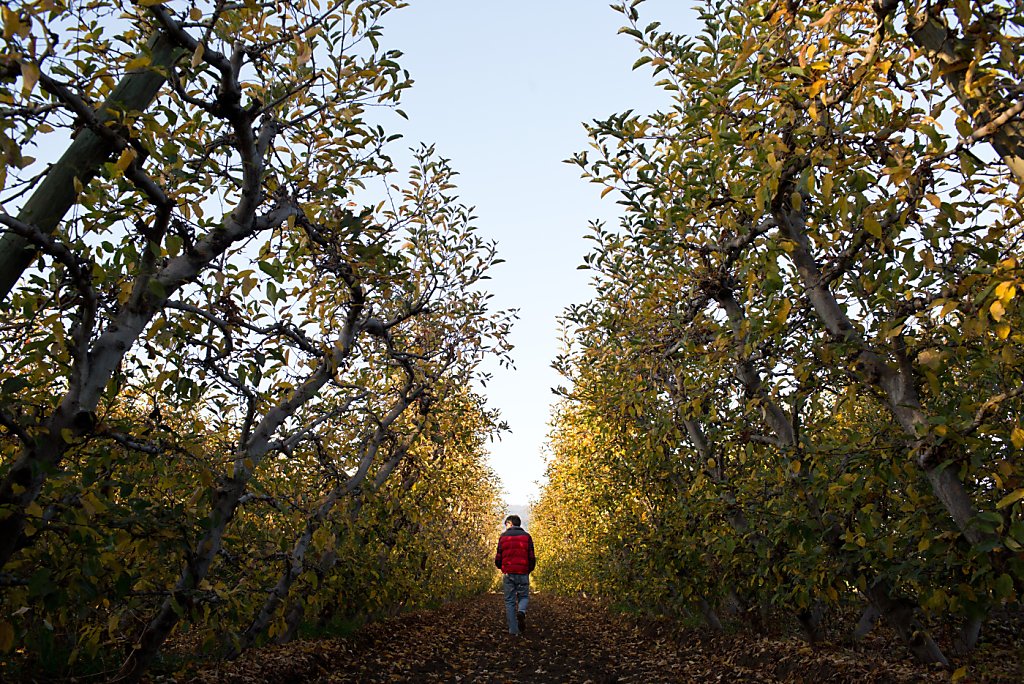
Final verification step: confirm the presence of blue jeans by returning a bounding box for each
[502,573,529,634]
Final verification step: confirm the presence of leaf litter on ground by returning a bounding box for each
[163,592,1022,683]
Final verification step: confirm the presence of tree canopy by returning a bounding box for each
[534,0,1024,667]
[0,1,511,678]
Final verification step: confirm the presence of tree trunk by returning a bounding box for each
[775,208,987,546]
[953,614,984,656]
[866,580,949,666]
[231,400,420,655]
[117,478,245,681]
[115,329,372,680]
[798,603,825,644]
[851,603,880,642]
[0,120,291,572]
[664,321,826,643]
[0,416,73,565]
[230,487,344,657]
[699,597,724,632]
[0,32,181,302]
[276,600,306,645]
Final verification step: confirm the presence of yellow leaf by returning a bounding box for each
[600,186,614,199]
[25,501,43,518]
[887,165,912,184]
[189,7,203,20]
[997,488,1024,509]
[125,55,152,71]
[1012,427,1024,450]
[137,0,169,6]
[918,538,931,552]
[2,7,23,40]
[191,42,205,69]
[864,215,882,239]
[951,666,968,682]
[776,298,792,325]
[885,322,904,339]
[115,148,136,173]
[995,280,1016,303]
[808,5,843,27]
[20,61,39,97]
[83,491,106,514]
[990,300,1006,321]
[821,173,833,201]
[996,323,1010,340]
[925,193,942,209]
[0,621,13,653]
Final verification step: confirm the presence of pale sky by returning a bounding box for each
[376,2,699,504]
[17,2,698,506]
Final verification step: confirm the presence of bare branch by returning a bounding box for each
[963,383,1024,436]
[165,299,322,358]
[0,408,32,448]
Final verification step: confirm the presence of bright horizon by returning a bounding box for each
[376,1,699,505]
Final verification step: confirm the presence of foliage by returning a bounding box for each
[536,0,1024,664]
[0,0,509,678]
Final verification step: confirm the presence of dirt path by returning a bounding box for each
[319,591,693,683]
[187,592,712,683]
[181,592,1016,683]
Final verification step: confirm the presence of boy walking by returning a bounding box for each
[494,514,536,636]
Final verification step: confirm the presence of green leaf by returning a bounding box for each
[632,56,653,70]
[994,573,1014,600]
[28,569,55,598]
[2,376,30,393]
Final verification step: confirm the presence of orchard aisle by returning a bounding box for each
[177,593,967,683]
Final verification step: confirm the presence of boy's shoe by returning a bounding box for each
[517,611,526,633]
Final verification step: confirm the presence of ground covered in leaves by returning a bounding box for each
[161,592,1022,683]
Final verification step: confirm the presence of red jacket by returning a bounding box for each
[495,526,536,574]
